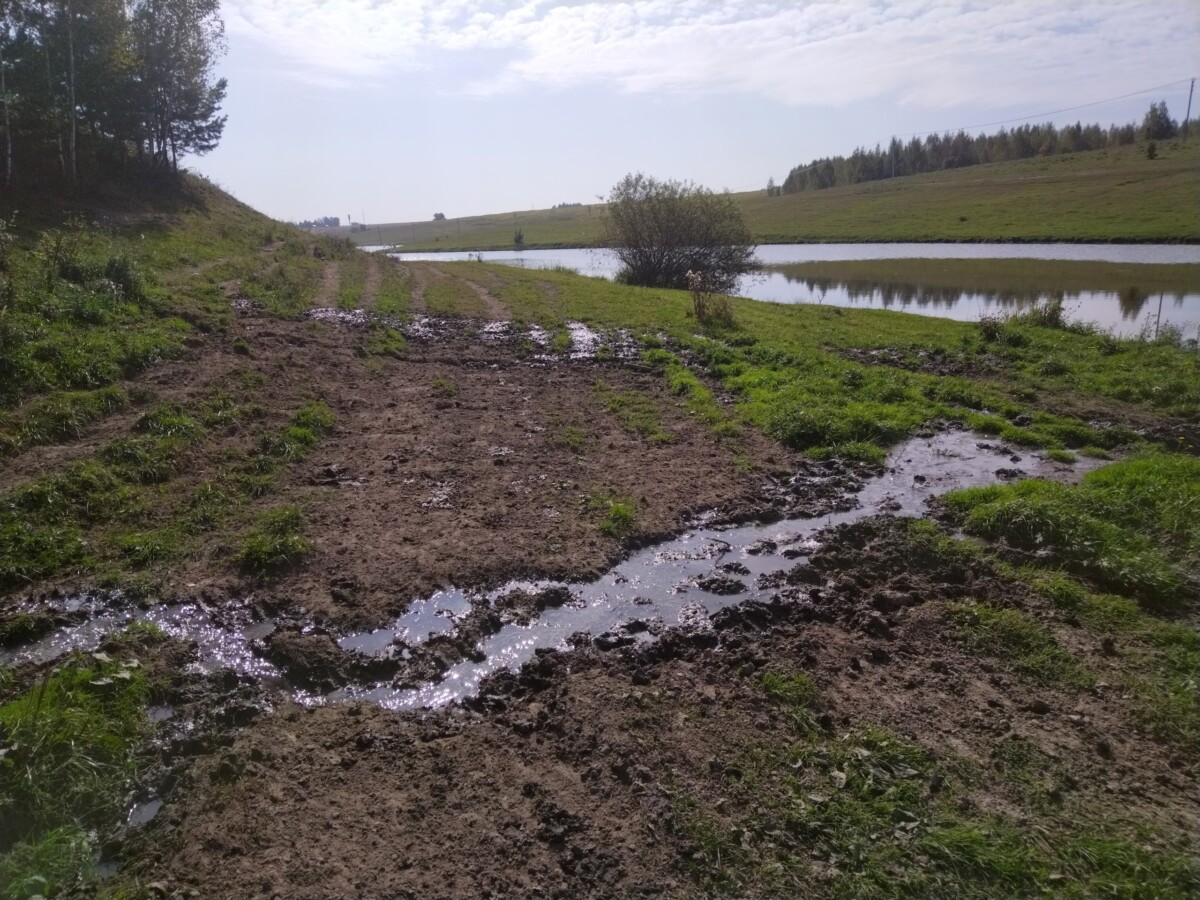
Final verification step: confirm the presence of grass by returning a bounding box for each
[373,259,412,316]
[673,672,1199,898]
[941,453,1200,605]
[595,381,674,444]
[947,600,1093,688]
[351,141,1199,249]
[0,386,130,456]
[234,505,311,576]
[0,654,150,897]
[422,272,491,317]
[335,254,369,310]
[585,491,638,538]
[0,394,335,589]
[547,416,588,452]
[431,261,1197,463]
[431,376,458,398]
[1025,571,1199,751]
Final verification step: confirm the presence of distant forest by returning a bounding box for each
[0,0,228,190]
[780,101,1192,194]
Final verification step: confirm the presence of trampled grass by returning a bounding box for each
[675,674,1198,898]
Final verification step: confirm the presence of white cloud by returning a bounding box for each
[225,1,1200,108]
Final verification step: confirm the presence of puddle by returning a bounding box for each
[128,798,163,827]
[330,430,1102,710]
[336,589,472,655]
[1,431,1102,713]
[305,309,638,361]
[0,599,280,680]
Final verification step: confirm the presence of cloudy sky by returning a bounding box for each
[194,1,1200,225]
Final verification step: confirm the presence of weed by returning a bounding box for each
[586,491,638,538]
[231,336,250,355]
[234,506,311,576]
[431,376,458,398]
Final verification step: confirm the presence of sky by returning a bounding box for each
[192,1,1200,225]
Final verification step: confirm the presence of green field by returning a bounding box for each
[345,140,1200,250]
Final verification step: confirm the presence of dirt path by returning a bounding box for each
[405,262,429,311]
[463,275,509,320]
[360,255,383,309]
[315,260,340,308]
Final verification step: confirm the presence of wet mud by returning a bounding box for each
[2,306,1192,898]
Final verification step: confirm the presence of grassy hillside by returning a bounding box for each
[349,140,1200,250]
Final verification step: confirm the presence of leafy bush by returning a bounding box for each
[603,173,755,292]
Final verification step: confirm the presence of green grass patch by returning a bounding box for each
[234,505,311,576]
[1024,571,1199,751]
[360,324,406,359]
[547,416,588,452]
[676,708,1198,897]
[942,454,1199,604]
[0,386,129,455]
[948,601,1092,688]
[422,274,489,317]
[596,382,674,444]
[0,654,150,893]
[431,376,458,398]
[586,491,638,538]
[373,259,412,316]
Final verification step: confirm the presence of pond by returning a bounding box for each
[374,243,1200,338]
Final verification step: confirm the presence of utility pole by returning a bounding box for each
[1184,78,1195,144]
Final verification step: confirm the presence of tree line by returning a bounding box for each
[0,0,228,191]
[297,216,341,229]
[780,102,1192,194]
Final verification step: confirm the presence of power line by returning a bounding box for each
[894,77,1195,139]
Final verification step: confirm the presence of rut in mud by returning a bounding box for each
[3,303,1196,899]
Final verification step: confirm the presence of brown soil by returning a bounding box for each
[316,261,340,308]
[123,518,1197,898]
[1,303,801,632]
[5,278,1195,897]
[360,256,383,309]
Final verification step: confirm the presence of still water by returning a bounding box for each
[376,244,1200,338]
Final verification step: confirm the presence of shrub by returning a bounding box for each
[603,173,755,292]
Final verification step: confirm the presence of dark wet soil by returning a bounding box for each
[4,300,1196,898]
[115,516,1196,898]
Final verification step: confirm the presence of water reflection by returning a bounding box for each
[778,274,1193,323]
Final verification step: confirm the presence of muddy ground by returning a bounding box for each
[4,260,1197,898]
[118,517,1196,898]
